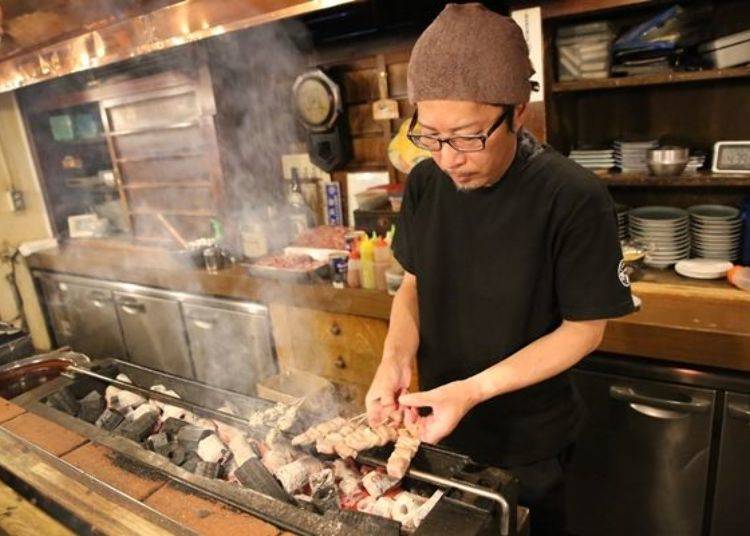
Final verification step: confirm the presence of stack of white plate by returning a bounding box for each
[614,140,658,173]
[569,149,616,171]
[629,206,690,268]
[615,204,628,241]
[675,259,733,280]
[689,204,743,261]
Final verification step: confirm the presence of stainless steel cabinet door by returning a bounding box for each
[39,278,126,359]
[711,392,750,535]
[568,369,715,536]
[114,291,194,378]
[182,303,276,395]
[62,282,126,359]
[38,277,75,348]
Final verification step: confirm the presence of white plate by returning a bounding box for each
[675,259,733,279]
[688,204,741,220]
[630,206,689,222]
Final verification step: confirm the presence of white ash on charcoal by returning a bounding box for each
[362,470,399,498]
[371,496,396,518]
[196,434,230,464]
[109,390,147,413]
[261,444,296,474]
[274,455,324,494]
[402,489,444,531]
[227,434,257,467]
[309,468,335,495]
[126,403,159,422]
[390,491,427,524]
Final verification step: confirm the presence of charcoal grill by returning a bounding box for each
[12,356,526,536]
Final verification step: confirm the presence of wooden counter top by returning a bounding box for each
[27,240,750,373]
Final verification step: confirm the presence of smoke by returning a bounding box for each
[21,16,358,414]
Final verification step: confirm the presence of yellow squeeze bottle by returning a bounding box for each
[360,237,376,290]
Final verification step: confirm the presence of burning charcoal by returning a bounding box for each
[176,425,212,452]
[309,468,335,495]
[47,388,80,415]
[181,454,200,473]
[274,456,324,495]
[227,435,256,467]
[127,404,159,422]
[161,404,185,421]
[77,391,105,423]
[146,433,170,452]
[110,390,146,413]
[261,446,294,474]
[371,496,395,518]
[391,491,426,524]
[294,494,317,513]
[402,489,443,531]
[118,411,158,443]
[362,470,399,499]
[220,458,238,480]
[166,444,188,466]
[196,434,229,464]
[161,417,189,439]
[193,461,220,479]
[312,482,340,512]
[95,408,124,431]
[234,458,291,503]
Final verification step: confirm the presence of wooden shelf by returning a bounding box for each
[128,209,215,217]
[552,66,750,93]
[122,181,212,190]
[115,152,205,163]
[598,171,750,187]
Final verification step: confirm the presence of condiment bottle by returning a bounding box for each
[728,265,750,292]
[373,237,391,292]
[347,248,361,288]
[360,237,376,290]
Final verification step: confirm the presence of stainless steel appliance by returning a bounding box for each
[37,274,126,359]
[568,353,750,536]
[113,289,194,379]
[711,392,750,535]
[182,296,276,395]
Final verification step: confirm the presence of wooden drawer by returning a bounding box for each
[285,306,388,358]
[270,304,418,393]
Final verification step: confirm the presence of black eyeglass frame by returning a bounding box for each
[406,106,513,153]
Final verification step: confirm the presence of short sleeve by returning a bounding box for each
[554,206,635,321]
[392,176,419,275]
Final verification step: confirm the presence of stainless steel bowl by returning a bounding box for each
[647,146,689,176]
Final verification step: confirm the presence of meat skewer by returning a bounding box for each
[387,428,421,479]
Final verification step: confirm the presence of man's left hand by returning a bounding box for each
[398,380,481,444]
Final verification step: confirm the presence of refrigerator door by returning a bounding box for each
[63,282,127,359]
[114,291,194,379]
[182,302,276,396]
[711,392,750,535]
[568,369,716,536]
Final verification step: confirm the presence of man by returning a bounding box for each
[365,4,635,534]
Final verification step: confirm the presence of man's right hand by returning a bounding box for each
[365,355,412,428]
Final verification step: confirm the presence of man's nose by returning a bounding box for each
[439,142,465,169]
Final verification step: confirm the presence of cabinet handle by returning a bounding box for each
[191,319,215,330]
[118,298,146,314]
[88,291,111,308]
[728,403,750,422]
[609,385,710,414]
[330,322,341,336]
[334,356,346,369]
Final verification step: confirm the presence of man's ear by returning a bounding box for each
[514,103,528,130]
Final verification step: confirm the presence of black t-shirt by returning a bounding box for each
[392,131,635,467]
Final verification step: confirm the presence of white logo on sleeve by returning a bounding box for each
[618,259,630,287]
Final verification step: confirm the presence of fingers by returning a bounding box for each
[366,392,397,428]
[398,390,434,408]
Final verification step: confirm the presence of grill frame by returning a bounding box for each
[12,358,522,535]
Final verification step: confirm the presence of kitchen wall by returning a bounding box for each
[0,92,52,349]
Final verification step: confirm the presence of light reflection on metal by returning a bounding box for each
[0,0,360,94]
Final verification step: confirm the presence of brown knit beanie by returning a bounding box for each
[407,3,534,105]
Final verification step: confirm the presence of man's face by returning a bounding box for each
[415,100,524,191]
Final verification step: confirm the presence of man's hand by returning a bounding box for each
[398,379,481,444]
[365,356,412,428]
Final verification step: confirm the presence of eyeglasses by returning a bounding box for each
[406,107,512,153]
